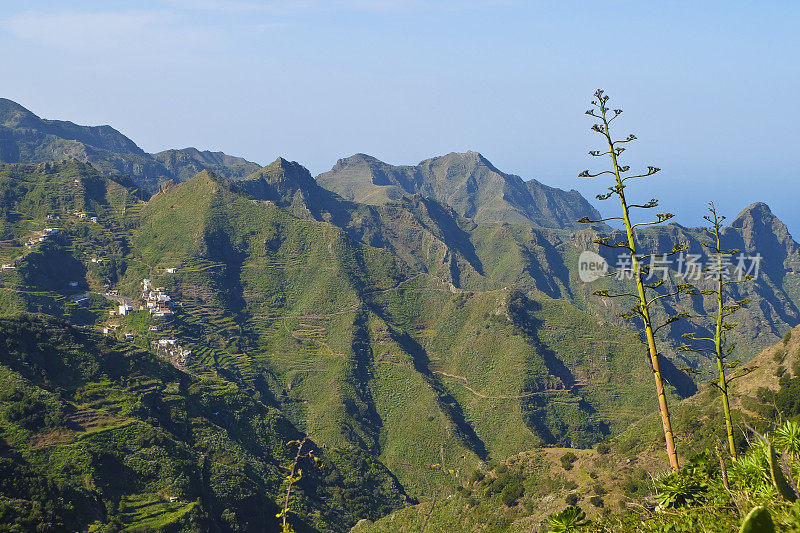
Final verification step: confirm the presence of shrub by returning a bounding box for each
[653,451,715,509]
[565,493,580,506]
[622,476,646,498]
[596,443,610,455]
[588,496,604,508]
[468,470,485,485]
[560,452,577,471]
[500,481,524,507]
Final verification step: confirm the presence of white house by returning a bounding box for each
[119,304,133,316]
[124,333,134,340]
[165,267,178,274]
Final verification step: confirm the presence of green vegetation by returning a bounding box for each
[0,315,406,532]
[3,98,800,531]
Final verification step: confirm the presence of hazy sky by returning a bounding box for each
[2,1,799,232]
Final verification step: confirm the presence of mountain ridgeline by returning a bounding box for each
[317,151,601,229]
[0,98,799,532]
[0,98,260,193]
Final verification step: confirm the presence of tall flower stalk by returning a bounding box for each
[579,89,690,471]
[681,203,751,461]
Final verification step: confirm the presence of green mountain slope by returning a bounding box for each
[0,314,408,532]
[316,152,601,229]
[353,325,800,533]
[2,125,800,532]
[121,171,684,493]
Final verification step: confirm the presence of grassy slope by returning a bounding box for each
[0,314,408,532]
[356,325,800,532]
[127,172,667,497]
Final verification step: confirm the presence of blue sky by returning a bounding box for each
[2,1,799,232]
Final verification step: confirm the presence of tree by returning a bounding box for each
[679,202,752,460]
[579,89,690,471]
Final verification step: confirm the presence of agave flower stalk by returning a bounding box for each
[680,203,751,461]
[579,90,691,471]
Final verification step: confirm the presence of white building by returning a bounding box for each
[119,304,133,316]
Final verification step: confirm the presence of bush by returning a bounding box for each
[653,451,714,509]
[468,470,485,485]
[596,442,610,455]
[500,481,524,507]
[560,452,578,471]
[589,495,604,508]
[565,492,580,506]
[622,476,646,498]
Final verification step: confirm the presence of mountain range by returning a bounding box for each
[0,98,260,193]
[318,152,600,229]
[0,98,798,532]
